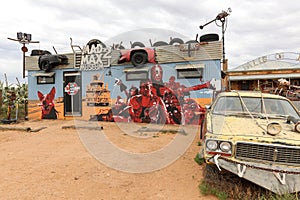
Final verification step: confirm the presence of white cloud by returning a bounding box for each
[1,0,299,84]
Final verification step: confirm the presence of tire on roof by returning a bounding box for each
[87,39,106,49]
[185,40,198,44]
[153,41,168,47]
[169,38,184,45]
[199,34,219,42]
[131,42,145,48]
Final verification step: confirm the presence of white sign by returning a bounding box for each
[80,40,112,71]
[65,82,80,96]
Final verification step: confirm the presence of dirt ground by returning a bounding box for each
[0,119,217,200]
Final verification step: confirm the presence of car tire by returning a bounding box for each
[87,39,106,49]
[131,42,145,48]
[153,41,168,47]
[204,164,219,180]
[185,40,198,44]
[169,38,184,45]
[200,119,205,139]
[199,34,219,42]
[40,60,51,71]
[131,51,148,66]
[118,45,125,49]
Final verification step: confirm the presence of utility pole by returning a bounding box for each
[8,32,39,78]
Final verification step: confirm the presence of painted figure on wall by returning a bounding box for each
[110,64,216,125]
[127,80,170,124]
[37,87,58,119]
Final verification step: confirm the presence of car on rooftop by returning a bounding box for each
[201,90,300,194]
[118,47,156,67]
[31,49,69,72]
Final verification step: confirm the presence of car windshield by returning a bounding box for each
[212,96,300,119]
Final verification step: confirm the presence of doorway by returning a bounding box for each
[63,71,82,116]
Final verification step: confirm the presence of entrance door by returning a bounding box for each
[63,71,82,116]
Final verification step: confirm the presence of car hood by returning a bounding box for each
[207,114,300,143]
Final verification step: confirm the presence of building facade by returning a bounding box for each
[25,37,223,124]
[227,52,300,100]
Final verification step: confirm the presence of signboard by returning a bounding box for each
[80,39,112,71]
[64,82,80,96]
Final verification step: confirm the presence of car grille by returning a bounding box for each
[235,142,300,165]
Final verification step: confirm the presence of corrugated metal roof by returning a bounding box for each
[155,41,223,63]
[229,73,300,81]
[228,52,300,72]
[229,60,296,72]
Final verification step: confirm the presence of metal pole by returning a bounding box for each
[23,44,26,78]
[222,22,225,63]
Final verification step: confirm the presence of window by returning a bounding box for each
[124,67,148,81]
[126,71,148,81]
[176,63,204,79]
[37,76,55,84]
[32,72,55,84]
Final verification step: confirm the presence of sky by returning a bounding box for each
[0,0,299,84]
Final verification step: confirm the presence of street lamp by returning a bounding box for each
[8,32,39,78]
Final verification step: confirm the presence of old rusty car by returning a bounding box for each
[201,90,300,194]
[118,47,156,67]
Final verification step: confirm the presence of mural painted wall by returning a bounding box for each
[26,38,222,124]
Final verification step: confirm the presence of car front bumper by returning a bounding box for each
[206,154,300,194]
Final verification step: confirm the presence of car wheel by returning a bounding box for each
[131,42,145,48]
[131,51,148,66]
[40,60,51,71]
[204,164,219,179]
[153,41,168,47]
[169,38,184,45]
[199,33,219,42]
[200,119,206,139]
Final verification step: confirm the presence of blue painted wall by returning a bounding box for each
[28,60,221,101]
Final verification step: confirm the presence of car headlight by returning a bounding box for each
[219,141,231,152]
[295,122,300,133]
[267,122,282,135]
[206,140,218,151]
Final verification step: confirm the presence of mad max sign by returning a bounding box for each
[80,39,112,71]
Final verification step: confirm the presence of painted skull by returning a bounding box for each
[151,64,163,83]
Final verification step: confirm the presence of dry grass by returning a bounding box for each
[201,164,300,200]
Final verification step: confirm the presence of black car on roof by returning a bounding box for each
[31,49,68,72]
